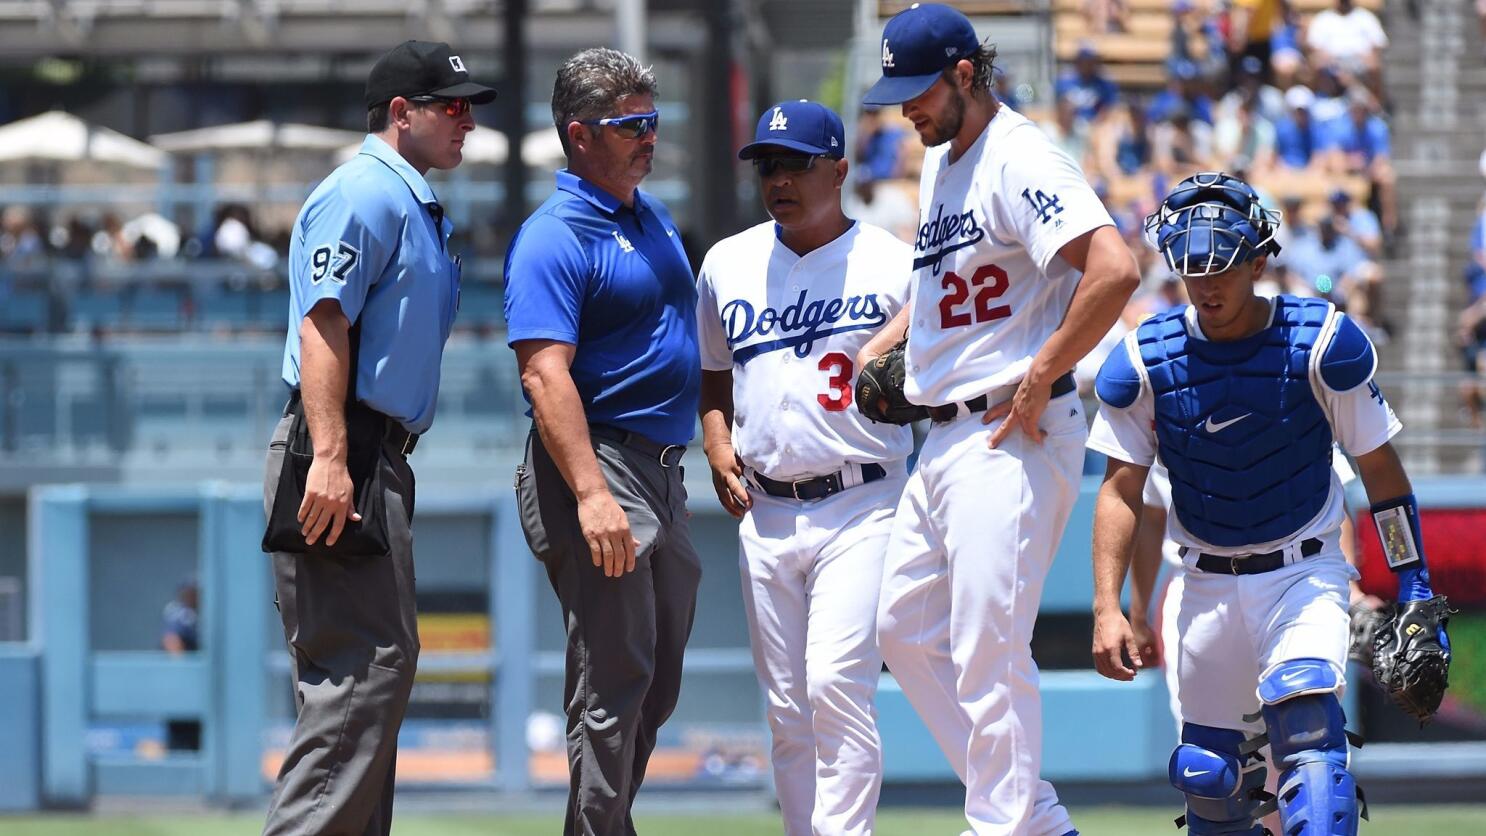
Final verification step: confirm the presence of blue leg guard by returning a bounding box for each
[1169,724,1269,835]
[1259,659,1360,836]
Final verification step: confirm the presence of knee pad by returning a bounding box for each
[1259,659,1361,836]
[1168,724,1269,835]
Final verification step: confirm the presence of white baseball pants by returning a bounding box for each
[878,394,1086,836]
[739,470,906,836]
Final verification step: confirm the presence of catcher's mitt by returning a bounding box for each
[855,338,929,425]
[1372,594,1452,724]
[1347,601,1386,668]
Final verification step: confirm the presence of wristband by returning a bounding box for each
[1371,493,1433,601]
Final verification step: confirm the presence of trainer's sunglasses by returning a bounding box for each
[408,96,472,118]
[580,110,660,140]
[753,155,819,177]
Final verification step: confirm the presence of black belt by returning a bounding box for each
[1190,537,1323,575]
[752,463,887,501]
[589,424,686,468]
[927,371,1077,424]
[285,390,419,457]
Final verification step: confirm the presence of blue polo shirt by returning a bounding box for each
[504,170,700,446]
[281,135,460,434]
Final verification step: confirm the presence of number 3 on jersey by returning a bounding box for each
[938,264,1010,329]
[818,352,853,411]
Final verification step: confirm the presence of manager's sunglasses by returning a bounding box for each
[408,96,472,118]
[753,155,819,177]
[580,110,660,140]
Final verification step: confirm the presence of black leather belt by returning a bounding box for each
[927,371,1077,424]
[589,424,686,468]
[1190,537,1323,575]
[286,390,419,457]
[752,463,887,501]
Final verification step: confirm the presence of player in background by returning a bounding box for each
[858,4,1140,833]
[696,100,913,836]
[1089,172,1450,835]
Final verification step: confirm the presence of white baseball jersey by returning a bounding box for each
[696,220,914,481]
[1090,303,1401,560]
[904,106,1114,406]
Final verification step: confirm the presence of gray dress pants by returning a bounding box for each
[261,413,420,836]
[517,429,702,836]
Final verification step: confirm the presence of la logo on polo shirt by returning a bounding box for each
[612,230,635,253]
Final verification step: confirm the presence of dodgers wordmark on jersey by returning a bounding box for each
[904,106,1114,406]
[1090,301,1402,560]
[696,221,914,481]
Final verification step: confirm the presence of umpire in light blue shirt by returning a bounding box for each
[503,47,702,836]
[261,40,493,836]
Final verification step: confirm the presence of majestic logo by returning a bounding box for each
[913,203,985,274]
[723,291,888,365]
[1203,413,1251,433]
[448,55,467,74]
[768,107,788,132]
[881,40,895,68]
[612,230,634,253]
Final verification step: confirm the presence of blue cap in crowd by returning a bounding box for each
[737,100,845,159]
[863,3,980,106]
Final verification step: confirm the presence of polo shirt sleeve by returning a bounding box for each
[292,179,397,326]
[503,213,590,346]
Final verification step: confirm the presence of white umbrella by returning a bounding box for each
[333,126,568,169]
[150,120,364,154]
[0,110,166,169]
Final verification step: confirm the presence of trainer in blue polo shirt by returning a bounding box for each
[503,47,703,836]
[503,150,699,446]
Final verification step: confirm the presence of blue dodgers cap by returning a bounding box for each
[738,99,846,159]
[863,3,980,106]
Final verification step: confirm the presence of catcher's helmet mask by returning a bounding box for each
[1145,171,1283,278]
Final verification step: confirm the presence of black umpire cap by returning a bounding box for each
[365,40,497,110]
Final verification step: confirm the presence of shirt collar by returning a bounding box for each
[358,135,439,207]
[556,169,643,216]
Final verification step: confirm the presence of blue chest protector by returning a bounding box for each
[1137,297,1335,548]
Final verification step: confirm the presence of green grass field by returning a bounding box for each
[3,806,1483,835]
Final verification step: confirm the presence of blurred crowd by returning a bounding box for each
[1460,151,1486,430]
[0,203,287,271]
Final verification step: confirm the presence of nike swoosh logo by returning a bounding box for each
[667,229,675,237]
[1203,413,1251,433]
[1280,669,1308,682]
[1183,767,1211,778]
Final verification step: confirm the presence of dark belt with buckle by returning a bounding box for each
[589,424,686,468]
[1190,537,1323,575]
[752,463,887,501]
[926,371,1077,424]
[286,390,419,457]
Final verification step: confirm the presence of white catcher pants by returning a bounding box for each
[738,468,906,836]
[878,393,1085,836]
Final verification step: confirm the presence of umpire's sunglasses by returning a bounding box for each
[580,110,660,140]
[408,96,472,118]
[753,155,820,177]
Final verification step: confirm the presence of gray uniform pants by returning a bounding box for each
[517,429,702,836]
[261,412,420,836]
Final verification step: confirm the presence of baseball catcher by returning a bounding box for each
[1088,171,1452,836]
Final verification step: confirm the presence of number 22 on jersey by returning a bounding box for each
[938,263,1010,329]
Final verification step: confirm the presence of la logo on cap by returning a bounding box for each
[768,107,788,131]
[881,40,895,68]
[449,55,466,73]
